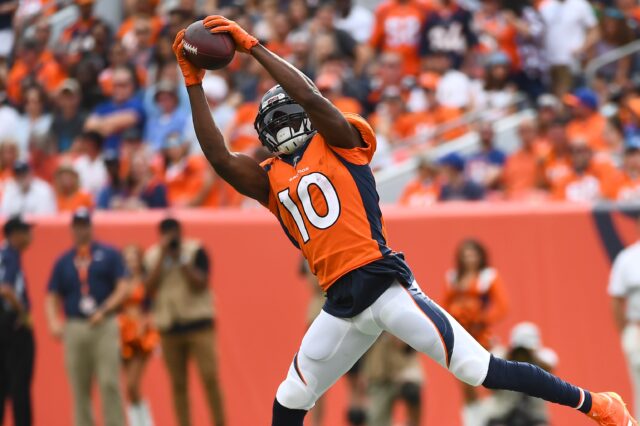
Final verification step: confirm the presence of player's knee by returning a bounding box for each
[451,356,489,387]
[276,377,316,411]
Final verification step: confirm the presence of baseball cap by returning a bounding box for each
[485,51,510,67]
[71,208,92,226]
[537,93,560,110]
[13,160,30,175]
[510,322,541,351]
[154,80,178,101]
[3,216,32,237]
[57,79,81,96]
[563,88,598,110]
[381,86,403,101]
[438,152,465,172]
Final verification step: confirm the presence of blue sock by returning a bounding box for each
[482,355,592,413]
[272,398,307,426]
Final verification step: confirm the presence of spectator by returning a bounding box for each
[609,214,640,418]
[565,87,615,152]
[72,131,109,198]
[466,123,506,191]
[53,163,94,212]
[439,152,485,201]
[117,0,163,50]
[311,3,358,61]
[505,0,545,101]
[45,209,128,426]
[119,244,157,426]
[399,158,441,206]
[315,72,363,115]
[0,140,17,183]
[473,0,519,67]
[144,218,225,426]
[333,0,375,44]
[369,86,414,148]
[85,65,145,151]
[551,143,607,202]
[96,150,123,209]
[419,0,476,70]
[592,8,634,89]
[0,83,20,146]
[539,0,599,97]
[50,79,88,154]
[607,147,640,202]
[161,134,218,207]
[442,239,508,425]
[144,81,189,152]
[536,94,562,144]
[369,0,428,76]
[59,0,101,67]
[99,151,167,210]
[431,50,475,110]
[407,72,466,144]
[0,161,56,216]
[476,52,519,116]
[7,38,66,105]
[621,97,640,149]
[484,322,559,425]
[0,0,17,59]
[15,85,52,161]
[502,119,546,200]
[364,333,424,426]
[0,216,34,426]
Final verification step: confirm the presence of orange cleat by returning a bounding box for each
[587,392,637,426]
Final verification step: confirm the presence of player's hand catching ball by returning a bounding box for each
[203,15,258,54]
[172,29,205,86]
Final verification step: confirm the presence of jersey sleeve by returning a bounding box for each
[328,113,378,166]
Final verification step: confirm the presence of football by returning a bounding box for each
[182,20,235,70]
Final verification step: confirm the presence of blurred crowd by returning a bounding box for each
[0,0,639,213]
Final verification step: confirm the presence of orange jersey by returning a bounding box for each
[606,173,640,202]
[503,147,544,198]
[56,190,94,212]
[566,113,609,151]
[370,0,430,75]
[261,114,405,290]
[442,267,508,348]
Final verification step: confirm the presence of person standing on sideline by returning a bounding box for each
[0,216,34,426]
[609,214,640,418]
[442,239,509,426]
[119,244,158,426]
[144,218,225,426]
[44,209,128,426]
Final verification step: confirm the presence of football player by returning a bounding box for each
[174,16,637,426]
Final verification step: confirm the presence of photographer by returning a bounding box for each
[484,322,559,426]
[144,218,225,426]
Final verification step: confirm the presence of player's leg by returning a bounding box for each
[374,281,635,425]
[273,309,382,426]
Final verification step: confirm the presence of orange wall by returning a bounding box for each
[21,204,638,426]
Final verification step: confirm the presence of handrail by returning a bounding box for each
[585,39,640,85]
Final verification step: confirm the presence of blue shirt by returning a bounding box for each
[47,242,126,318]
[92,94,146,150]
[96,182,168,210]
[144,108,189,151]
[0,243,29,312]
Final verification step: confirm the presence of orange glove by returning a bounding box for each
[203,15,258,54]
[172,29,205,87]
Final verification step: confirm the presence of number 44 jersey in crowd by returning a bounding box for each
[261,113,409,292]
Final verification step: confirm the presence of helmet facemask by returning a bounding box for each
[255,97,316,155]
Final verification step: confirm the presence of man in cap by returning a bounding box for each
[0,216,34,426]
[565,88,612,152]
[51,79,87,153]
[45,209,128,426]
[0,161,56,216]
[145,80,189,151]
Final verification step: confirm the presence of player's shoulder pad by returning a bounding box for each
[260,157,276,172]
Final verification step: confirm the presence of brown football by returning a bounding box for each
[182,20,235,70]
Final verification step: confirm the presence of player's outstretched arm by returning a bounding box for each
[204,16,363,150]
[173,30,270,205]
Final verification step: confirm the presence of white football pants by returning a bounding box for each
[276,281,492,410]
